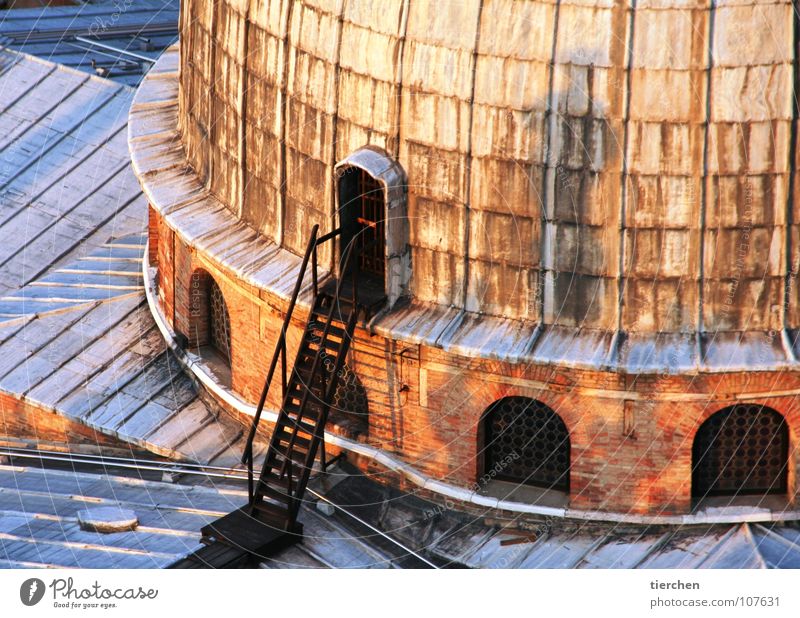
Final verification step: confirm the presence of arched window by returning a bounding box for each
[208,277,231,364]
[692,404,788,497]
[480,397,570,491]
[330,363,369,436]
[187,269,231,367]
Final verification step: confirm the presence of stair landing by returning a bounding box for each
[171,507,303,568]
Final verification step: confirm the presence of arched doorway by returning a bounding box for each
[480,397,570,491]
[692,404,788,497]
[334,146,409,310]
[337,166,386,284]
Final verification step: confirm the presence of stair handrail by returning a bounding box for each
[281,236,364,518]
[243,224,344,501]
[242,224,319,498]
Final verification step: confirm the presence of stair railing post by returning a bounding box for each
[242,224,319,504]
[312,241,318,298]
[280,336,287,399]
[319,434,327,471]
[286,240,362,523]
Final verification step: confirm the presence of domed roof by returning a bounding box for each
[177,0,798,339]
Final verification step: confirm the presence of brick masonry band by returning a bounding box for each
[143,249,800,526]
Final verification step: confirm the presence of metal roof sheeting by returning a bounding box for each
[0,0,178,86]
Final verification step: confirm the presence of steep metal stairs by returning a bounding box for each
[170,225,377,568]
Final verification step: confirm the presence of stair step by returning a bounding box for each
[291,368,328,383]
[299,348,344,367]
[301,336,340,351]
[307,322,346,339]
[284,400,323,418]
[257,483,293,504]
[296,347,340,365]
[277,418,318,438]
[274,427,312,448]
[271,444,310,465]
[292,364,328,381]
[284,393,324,411]
[293,369,331,387]
[272,433,312,454]
[274,438,310,454]
[251,499,291,521]
[288,381,327,401]
[258,471,295,491]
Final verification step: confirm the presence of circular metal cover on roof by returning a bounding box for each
[77,507,139,533]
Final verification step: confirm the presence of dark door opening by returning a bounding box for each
[692,404,789,497]
[337,167,387,310]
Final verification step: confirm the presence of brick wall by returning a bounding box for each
[0,392,128,449]
[147,205,159,267]
[149,206,800,516]
[156,211,174,329]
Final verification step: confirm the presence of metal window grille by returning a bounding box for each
[483,397,570,491]
[355,171,385,280]
[692,404,788,497]
[331,364,369,421]
[209,278,231,363]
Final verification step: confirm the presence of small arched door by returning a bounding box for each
[335,146,409,309]
[337,166,386,283]
[692,404,788,497]
[481,397,570,491]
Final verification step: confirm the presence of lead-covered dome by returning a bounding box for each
[177,0,798,336]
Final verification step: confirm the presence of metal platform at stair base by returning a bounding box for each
[169,506,304,569]
[168,542,253,569]
[320,275,385,321]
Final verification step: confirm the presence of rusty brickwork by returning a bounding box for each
[130,1,800,515]
[150,210,800,514]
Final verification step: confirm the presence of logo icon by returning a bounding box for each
[20,578,46,606]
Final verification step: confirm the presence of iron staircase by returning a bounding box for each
[171,225,378,568]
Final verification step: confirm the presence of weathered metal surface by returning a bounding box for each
[133,0,800,370]
[321,471,800,569]
[0,0,179,87]
[0,51,146,297]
